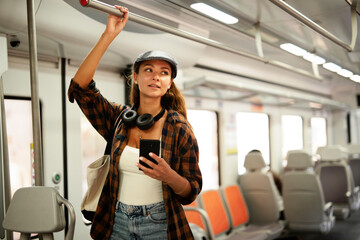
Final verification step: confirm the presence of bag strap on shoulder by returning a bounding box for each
[104,114,122,155]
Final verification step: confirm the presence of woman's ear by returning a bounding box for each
[133,72,138,84]
[168,79,174,89]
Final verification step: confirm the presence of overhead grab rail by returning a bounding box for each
[269,0,358,52]
[345,0,360,15]
[79,0,322,80]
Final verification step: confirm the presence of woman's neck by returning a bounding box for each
[137,98,162,116]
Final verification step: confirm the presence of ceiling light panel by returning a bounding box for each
[190,3,238,24]
[337,68,353,78]
[350,75,360,82]
[322,62,341,72]
[303,52,325,65]
[280,43,307,56]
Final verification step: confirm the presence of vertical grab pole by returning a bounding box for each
[0,33,13,240]
[27,0,43,186]
[0,76,12,240]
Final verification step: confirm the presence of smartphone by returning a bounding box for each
[139,139,160,170]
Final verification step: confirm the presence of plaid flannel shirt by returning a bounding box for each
[68,80,202,239]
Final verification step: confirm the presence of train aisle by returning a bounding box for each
[279,209,360,240]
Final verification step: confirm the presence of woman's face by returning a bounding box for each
[134,59,173,100]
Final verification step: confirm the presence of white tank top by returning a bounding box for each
[117,145,163,205]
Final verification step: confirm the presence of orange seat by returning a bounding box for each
[197,188,268,240]
[184,200,205,230]
[221,185,284,240]
[198,190,231,237]
[222,185,249,228]
[184,200,214,239]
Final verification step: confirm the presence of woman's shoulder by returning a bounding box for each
[167,109,188,125]
[167,109,195,135]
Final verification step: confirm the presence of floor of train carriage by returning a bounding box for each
[277,209,360,240]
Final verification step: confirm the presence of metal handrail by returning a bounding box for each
[270,0,358,52]
[80,0,322,80]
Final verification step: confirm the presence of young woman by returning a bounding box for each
[68,6,202,240]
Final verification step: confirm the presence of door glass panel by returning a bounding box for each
[4,98,33,196]
[4,98,34,240]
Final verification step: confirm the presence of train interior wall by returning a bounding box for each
[2,55,359,239]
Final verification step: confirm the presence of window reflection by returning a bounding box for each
[311,117,327,155]
[188,110,219,191]
[281,115,303,160]
[236,112,270,175]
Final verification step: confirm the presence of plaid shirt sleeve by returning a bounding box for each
[68,79,126,140]
[173,122,201,205]
[162,110,202,239]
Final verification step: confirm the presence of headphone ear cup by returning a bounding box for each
[136,113,154,130]
[122,109,138,127]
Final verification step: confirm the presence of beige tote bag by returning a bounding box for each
[81,154,110,222]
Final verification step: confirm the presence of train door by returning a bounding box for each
[1,55,64,239]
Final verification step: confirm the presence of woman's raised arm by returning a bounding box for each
[73,6,129,88]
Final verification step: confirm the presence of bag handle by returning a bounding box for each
[104,114,121,155]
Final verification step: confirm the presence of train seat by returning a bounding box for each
[239,152,284,224]
[221,185,284,240]
[283,150,335,233]
[184,200,214,240]
[315,146,360,219]
[347,144,360,187]
[197,189,268,240]
[2,186,75,240]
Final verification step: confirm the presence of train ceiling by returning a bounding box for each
[0,0,359,110]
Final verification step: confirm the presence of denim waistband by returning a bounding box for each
[115,201,165,216]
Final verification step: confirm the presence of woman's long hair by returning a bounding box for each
[128,68,187,119]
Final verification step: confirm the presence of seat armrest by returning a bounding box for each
[324,202,333,217]
[346,190,351,198]
[183,206,214,240]
[354,186,359,195]
[346,187,359,200]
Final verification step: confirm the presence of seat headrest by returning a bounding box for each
[316,145,348,161]
[244,152,266,170]
[348,144,360,155]
[286,150,313,169]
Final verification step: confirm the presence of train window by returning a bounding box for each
[4,98,34,196]
[236,112,270,175]
[281,115,303,159]
[311,117,327,154]
[187,109,219,191]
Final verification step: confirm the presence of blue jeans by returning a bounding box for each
[108,201,168,240]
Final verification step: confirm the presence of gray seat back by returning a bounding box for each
[2,187,75,240]
[239,152,282,224]
[284,150,325,223]
[348,144,360,187]
[315,146,359,216]
[315,146,354,203]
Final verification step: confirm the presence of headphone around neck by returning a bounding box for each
[122,105,165,130]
